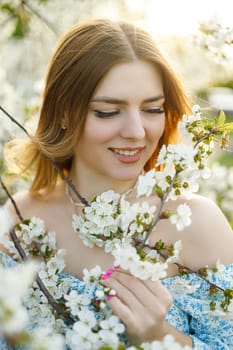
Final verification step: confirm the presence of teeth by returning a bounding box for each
[112,149,139,156]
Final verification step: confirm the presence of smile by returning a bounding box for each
[111,148,143,156]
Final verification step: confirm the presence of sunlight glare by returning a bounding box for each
[126,0,232,37]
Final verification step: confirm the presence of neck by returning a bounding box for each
[68,168,139,204]
[65,180,137,209]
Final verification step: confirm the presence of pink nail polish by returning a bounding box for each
[106,268,115,275]
[101,273,109,280]
[107,295,114,300]
[101,268,115,280]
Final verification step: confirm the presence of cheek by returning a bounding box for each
[82,128,110,145]
[82,116,115,144]
[80,123,102,145]
[148,116,165,142]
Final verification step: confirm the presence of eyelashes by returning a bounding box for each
[94,110,120,118]
[143,108,165,114]
[93,108,164,118]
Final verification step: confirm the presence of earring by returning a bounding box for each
[61,120,67,130]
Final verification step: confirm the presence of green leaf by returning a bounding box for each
[154,185,164,198]
[216,110,226,126]
[12,13,29,39]
[209,300,216,311]
[221,122,233,131]
[0,3,17,15]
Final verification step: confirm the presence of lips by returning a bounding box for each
[109,147,144,163]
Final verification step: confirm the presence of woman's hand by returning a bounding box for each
[101,269,173,345]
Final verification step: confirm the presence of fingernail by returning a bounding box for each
[101,268,115,280]
[101,274,109,280]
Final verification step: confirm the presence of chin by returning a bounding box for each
[110,168,143,182]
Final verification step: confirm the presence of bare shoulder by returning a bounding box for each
[180,193,232,235]
[1,184,69,253]
[171,193,233,268]
[3,184,67,225]
[4,190,45,224]
[144,192,233,269]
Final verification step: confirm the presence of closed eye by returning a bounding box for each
[94,110,120,118]
[143,108,165,114]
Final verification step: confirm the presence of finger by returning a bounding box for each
[107,293,132,323]
[141,278,173,307]
[107,290,165,345]
[102,272,148,314]
[102,270,172,313]
[116,269,173,308]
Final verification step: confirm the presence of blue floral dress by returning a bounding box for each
[1,251,233,349]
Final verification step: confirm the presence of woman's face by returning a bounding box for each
[74,60,165,185]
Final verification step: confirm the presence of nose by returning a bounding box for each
[120,109,145,139]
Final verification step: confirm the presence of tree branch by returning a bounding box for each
[0,177,75,324]
[0,175,24,223]
[0,104,90,206]
[22,0,58,37]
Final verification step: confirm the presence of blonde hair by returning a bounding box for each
[7,18,191,194]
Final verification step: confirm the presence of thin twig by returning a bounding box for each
[140,172,178,247]
[0,177,75,324]
[9,222,75,325]
[35,275,75,324]
[0,175,24,223]
[193,130,214,148]
[141,241,225,292]
[0,104,90,206]
[22,0,58,37]
[0,105,31,138]
[9,228,27,261]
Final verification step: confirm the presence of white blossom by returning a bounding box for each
[169,204,192,231]
[66,324,99,350]
[64,290,90,316]
[46,249,66,274]
[167,240,182,263]
[77,309,97,328]
[172,280,200,294]
[150,262,168,281]
[100,315,125,334]
[30,328,65,350]
[137,169,156,197]
[141,334,192,349]
[0,262,37,334]
[82,265,102,285]
[98,329,119,349]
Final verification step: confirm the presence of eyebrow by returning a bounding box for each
[90,95,165,105]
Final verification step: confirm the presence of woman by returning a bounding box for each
[1,18,233,349]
